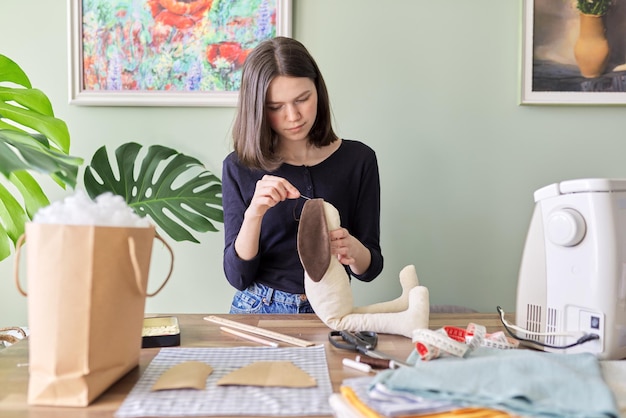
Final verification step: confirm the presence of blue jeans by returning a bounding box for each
[229,282,314,314]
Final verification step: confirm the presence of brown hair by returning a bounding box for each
[232,36,337,171]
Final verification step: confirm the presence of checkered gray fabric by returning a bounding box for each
[115,345,332,417]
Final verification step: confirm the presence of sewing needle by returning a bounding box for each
[300,194,312,200]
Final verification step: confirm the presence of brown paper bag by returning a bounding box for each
[13,223,174,407]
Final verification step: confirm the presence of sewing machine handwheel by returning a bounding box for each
[546,208,586,247]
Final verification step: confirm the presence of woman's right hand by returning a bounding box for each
[236,175,300,260]
[245,175,301,219]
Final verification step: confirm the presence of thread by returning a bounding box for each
[355,354,392,369]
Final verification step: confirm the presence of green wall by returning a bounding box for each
[2,0,625,327]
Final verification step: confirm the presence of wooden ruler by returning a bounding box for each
[204,315,315,347]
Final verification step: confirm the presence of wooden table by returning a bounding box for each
[0,313,511,418]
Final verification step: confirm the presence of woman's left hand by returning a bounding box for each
[329,228,371,275]
[329,228,355,264]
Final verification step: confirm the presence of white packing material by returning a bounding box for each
[33,190,149,227]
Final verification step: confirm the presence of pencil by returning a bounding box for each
[220,326,279,347]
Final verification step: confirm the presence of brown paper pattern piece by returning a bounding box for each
[152,361,213,391]
[216,361,317,388]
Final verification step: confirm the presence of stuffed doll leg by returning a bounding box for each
[352,264,419,314]
[305,262,430,337]
[332,285,430,338]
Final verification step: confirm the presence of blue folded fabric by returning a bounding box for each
[372,347,619,418]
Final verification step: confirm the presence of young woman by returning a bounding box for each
[222,36,383,314]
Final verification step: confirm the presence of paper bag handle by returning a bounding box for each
[13,231,174,298]
[128,232,174,297]
[14,234,27,297]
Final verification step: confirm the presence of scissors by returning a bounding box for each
[328,330,412,368]
[328,330,378,354]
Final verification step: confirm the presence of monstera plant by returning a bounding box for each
[0,53,223,262]
[84,142,223,243]
[0,54,82,261]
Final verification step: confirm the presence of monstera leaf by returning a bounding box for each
[83,142,223,243]
[0,54,70,154]
[0,54,82,262]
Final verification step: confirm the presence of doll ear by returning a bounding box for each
[297,199,331,282]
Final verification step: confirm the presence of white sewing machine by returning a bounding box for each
[516,178,626,360]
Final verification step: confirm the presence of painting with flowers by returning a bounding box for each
[69,0,291,106]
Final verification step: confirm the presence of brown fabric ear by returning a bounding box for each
[297,199,331,282]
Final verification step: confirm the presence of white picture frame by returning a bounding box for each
[68,0,292,107]
[521,0,626,105]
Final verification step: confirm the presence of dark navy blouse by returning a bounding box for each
[221,139,383,294]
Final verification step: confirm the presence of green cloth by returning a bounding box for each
[373,347,619,418]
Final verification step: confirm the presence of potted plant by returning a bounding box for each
[574,0,612,78]
[0,53,223,263]
[576,0,611,15]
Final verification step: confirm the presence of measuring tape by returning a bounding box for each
[412,323,518,361]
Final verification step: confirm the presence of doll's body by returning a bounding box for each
[297,199,429,338]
